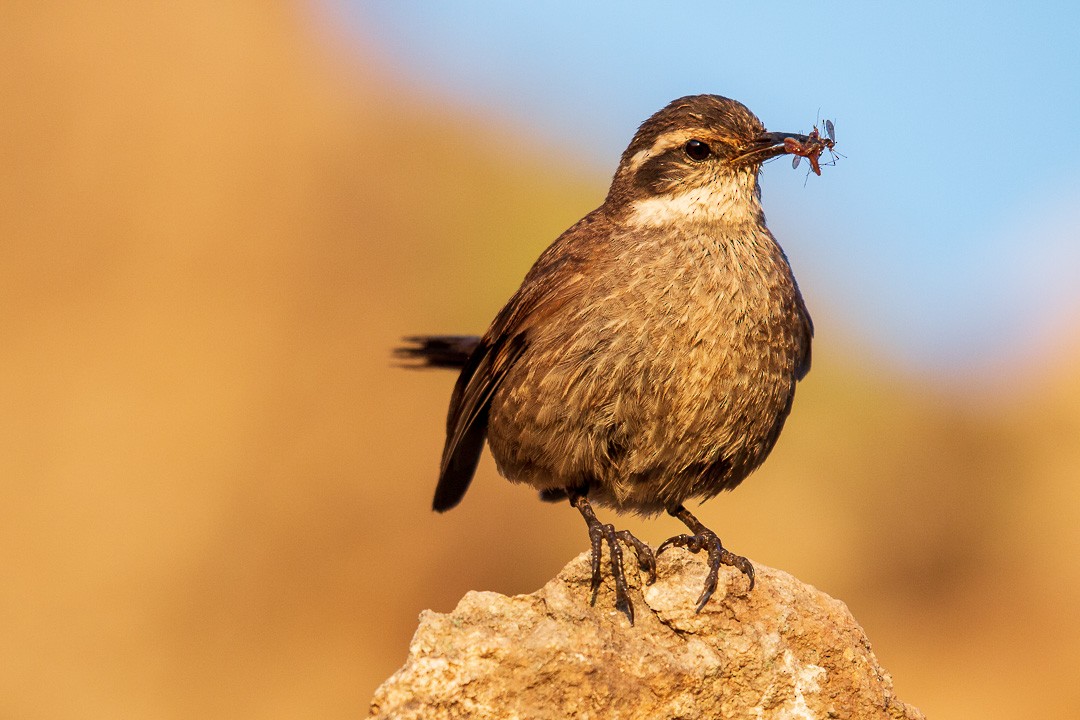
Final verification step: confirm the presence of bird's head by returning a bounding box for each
[606,95,811,227]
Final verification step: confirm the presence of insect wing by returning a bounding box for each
[825,119,835,143]
[792,155,802,169]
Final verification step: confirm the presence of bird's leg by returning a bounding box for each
[657,505,755,612]
[569,492,657,625]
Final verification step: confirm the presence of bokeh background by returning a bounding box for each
[3,2,1079,718]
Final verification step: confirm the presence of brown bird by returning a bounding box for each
[399,95,823,624]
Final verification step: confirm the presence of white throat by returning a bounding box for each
[627,174,760,228]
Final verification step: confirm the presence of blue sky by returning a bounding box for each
[341,2,1080,381]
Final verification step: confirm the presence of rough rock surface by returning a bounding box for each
[368,550,925,719]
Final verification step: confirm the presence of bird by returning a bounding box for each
[398,94,824,624]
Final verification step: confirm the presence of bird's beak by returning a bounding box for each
[733,130,815,166]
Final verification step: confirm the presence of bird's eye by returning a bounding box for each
[684,139,711,161]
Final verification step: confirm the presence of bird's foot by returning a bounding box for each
[571,493,656,625]
[658,505,755,612]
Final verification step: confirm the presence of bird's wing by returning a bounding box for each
[432,214,603,511]
[793,287,814,381]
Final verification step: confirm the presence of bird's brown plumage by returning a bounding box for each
[428,94,813,515]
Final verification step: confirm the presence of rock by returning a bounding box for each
[368,550,925,719]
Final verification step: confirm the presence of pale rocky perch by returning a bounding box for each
[368,551,925,719]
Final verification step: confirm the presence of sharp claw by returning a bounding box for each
[659,517,755,613]
[642,555,658,586]
[616,595,634,625]
[718,547,755,590]
[589,578,601,605]
[616,529,657,585]
[656,534,688,556]
[571,494,655,625]
[694,544,721,611]
[694,583,715,613]
[737,556,756,590]
[603,523,639,625]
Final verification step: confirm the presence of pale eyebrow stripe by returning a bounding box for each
[626,129,738,174]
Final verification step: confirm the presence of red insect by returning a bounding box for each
[785,120,837,176]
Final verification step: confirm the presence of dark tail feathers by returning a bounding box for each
[394,335,481,369]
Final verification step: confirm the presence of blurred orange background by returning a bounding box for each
[3,3,1079,719]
